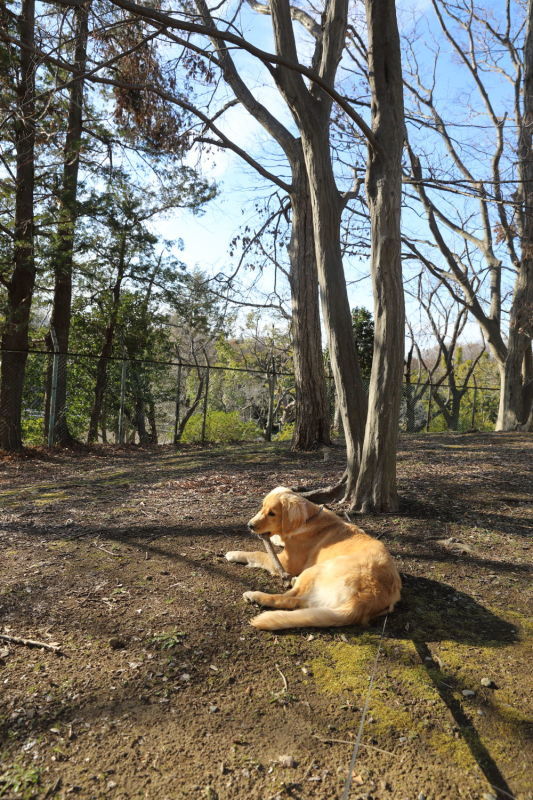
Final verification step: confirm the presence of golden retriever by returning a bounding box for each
[225,486,401,630]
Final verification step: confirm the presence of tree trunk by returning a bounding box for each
[0,0,36,451]
[45,0,90,446]
[132,373,149,444]
[87,239,126,443]
[497,1,533,428]
[300,120,367,480]
[348,0,405,512]
[264,364,276,442]
[288,153,331,450]
[146,399,158,444]
[87,322,117,444]
[195,0,331,453]
[267,0,367,486]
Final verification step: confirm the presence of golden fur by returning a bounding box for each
[225,486,402,631]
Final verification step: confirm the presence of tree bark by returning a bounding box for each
[302,119,367,476]
[45,0,90,446]
[0,0,36,451]
[347,0,405,512]
[288,151,331,449]
[496,0,533,430]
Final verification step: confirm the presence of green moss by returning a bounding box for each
[311,636,379,694]
[428,731,475,768]
[390,664,437,703]
[489,699,533,737]
[311,638,430,735]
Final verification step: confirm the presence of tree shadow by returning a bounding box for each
[387,573,518,645]
[384,575,518,800]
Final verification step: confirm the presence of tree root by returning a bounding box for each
[298,472,348,504]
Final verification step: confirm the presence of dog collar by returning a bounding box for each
[305,504,325,524]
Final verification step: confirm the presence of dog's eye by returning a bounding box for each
[268,511,276,517]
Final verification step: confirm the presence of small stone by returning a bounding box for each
[462,689,476,698]
[107,781,117,790]
[482,793,497,800]
[480,678,496,688]
[209,705,219,713]
[277,754,297,768]
[180,673,191,682]
[418,794,427,800]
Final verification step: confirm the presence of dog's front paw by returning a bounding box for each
[243,591,262,605]
[225,551,247,564]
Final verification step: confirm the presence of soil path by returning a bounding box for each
[0,434,531,800]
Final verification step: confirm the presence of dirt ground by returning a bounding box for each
[0,433,531,800]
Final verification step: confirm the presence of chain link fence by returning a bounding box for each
[8,348,501,446]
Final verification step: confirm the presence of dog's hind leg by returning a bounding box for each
[243,587,302,609]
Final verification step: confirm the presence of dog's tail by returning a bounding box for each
[250,606,357,631]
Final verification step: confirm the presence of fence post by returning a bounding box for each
[265,357,277,442]
[201,365,210,444]
[173,362,182,445]
[426,384,433,433]
[47,328,59,447]
[117,349,127,445]
[471,377,478,430]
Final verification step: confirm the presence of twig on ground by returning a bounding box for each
[275,662,289,693]
[93,542,121,557]
[312,734,395,757]
[0,633,65,656]
[302,758,317,781]
[42,777,62,799]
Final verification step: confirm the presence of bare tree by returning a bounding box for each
[403,0,533,431]
[191,0,333,450]
[411,277,486,431]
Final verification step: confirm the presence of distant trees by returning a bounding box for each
[0,0,215,450]
[404,0,533,431]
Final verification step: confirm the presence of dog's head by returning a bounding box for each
[247,486,316,538]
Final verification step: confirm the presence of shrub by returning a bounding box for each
[181,410,260,443]
[274,423,294,442]
[21,416,44,446]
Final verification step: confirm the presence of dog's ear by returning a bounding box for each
[280,492,307,533]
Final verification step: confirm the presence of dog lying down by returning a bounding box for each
[225,486,401,631]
